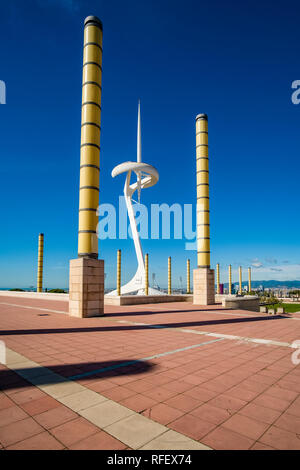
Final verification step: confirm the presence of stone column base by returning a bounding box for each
[193,268,215,305]
[69,258,104,318]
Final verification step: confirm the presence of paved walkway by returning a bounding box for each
[0,296,300,450]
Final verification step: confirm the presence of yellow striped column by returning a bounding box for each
[78,16,103,258]
[145,254,149,296]
[187,259,191,294]
[193,114,215,305]
[216,263,220,294]
[228,264,232,295]
[248,267,251,293]
[196,114,210,267]
[239,266,242,294]
[69,16,104,318]
[168,257,172,295]
[37,233,44,293]
[117,250,121,296]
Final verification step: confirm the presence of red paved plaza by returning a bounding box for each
[0,295,300,450]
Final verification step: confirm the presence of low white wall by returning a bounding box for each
[0,291,69,301]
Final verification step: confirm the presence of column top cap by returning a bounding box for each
[196,113,208,121]
[84,16,103,30]
[39,233,44,237]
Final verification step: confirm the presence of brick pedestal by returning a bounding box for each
[193,268,215,305]
[69,258,104,317]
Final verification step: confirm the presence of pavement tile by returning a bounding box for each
[120,394,157,412]
[69,431,127,450]
[38,380,84,399]
[142,403,185,425]
[142,386,178,402]
[286,401,300,418]
[273,412,300,434]
[0,405,28,427]
[140,429,211,450]
[250,442,275,450]
[259,425,300,450]
[49,417,99,446]
[164,394,201,413]
[201,426,255,450]
[80,400,134,428]
[58,389,107,412]
[9,387,45,405]
[0,417,44,447]
[105,413,167,449]
[125,379,158,393]
[252,394,291,412]
[0,395,16,410]
[101,386,136,401]
[191,403,231,425]
[20,395,61,416]
[208,394,247,414]
[6,431,65,450]
[168,414,216,441]
[273,379,300,393]
[184,386,219,402]
[239,402,282,425]
[85,379,117,393]
[266,385,298,402]
[226,385,261,402]
[222,413,270,440]
[34,405,78,429]
[163,380,194,393]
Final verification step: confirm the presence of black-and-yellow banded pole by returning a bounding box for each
[117,249,121,296]
[196,114,210,268]
[216,263,220,294]
[187,259,191,294]
[37,233,44,293]
[228,264,232,295]
[78,16,103,259]
[239,266,242,294]
[168,257,172,295]
[248,267,251,293]
[145,254,149,296]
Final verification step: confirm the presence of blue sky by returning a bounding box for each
[0,0,299,289]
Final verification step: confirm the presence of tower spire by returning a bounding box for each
[137,100,142,163]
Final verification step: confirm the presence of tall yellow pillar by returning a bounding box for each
[239,266,242,294]
[216,263,220,294]
[248,267,251,293]
[37,233,44,293]
[168,257,172,295]
[117,250,121,296]
[187,259,191,294]
[78,16,103,258]
[69,16,104,318]
[145,254,149,296]
[193,114,215,305]
[228,264,232,295]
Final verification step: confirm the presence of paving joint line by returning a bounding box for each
[3,347,211,450]
[69,338,224,380]
[0,301,298,350]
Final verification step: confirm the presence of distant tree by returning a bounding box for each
[48,288,66,294]
[9,288,25,292]
[290,290,300,300]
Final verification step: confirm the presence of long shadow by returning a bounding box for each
[0,315,286,337]
[104,307,236,318]
[0,359,155,392]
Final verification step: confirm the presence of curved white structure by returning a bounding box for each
[108,102,162,296]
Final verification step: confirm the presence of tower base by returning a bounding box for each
[69,258,104,318]
[193,268,215,305]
